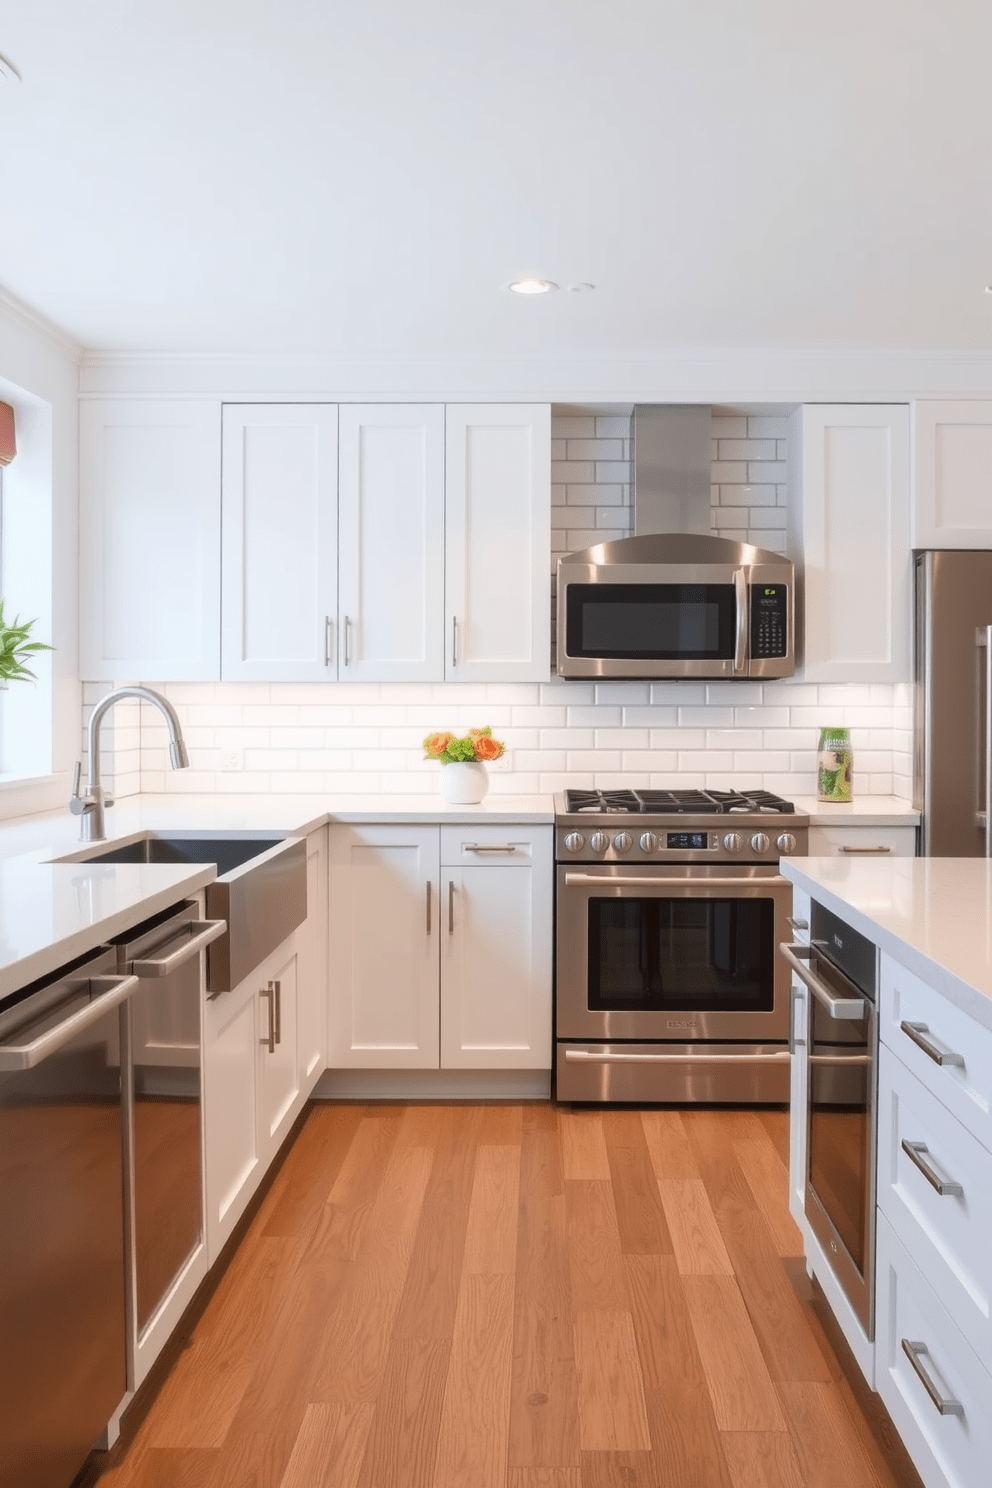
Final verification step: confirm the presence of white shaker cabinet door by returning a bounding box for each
[913,400,992,547]
[439,827,553,1070]
[444,404,551,682]
[788,405,911,683]
[327,825,440,1069]
[79,399,222,680]
[256,943,302,1168]
[221,404,338,681]
[337,404,445,682]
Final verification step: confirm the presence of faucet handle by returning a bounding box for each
[69,760,87,815]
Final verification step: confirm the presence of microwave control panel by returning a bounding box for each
[750,584,788,658]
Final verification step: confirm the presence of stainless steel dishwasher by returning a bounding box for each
[111,901,225,1386]
[0,946,138,1488]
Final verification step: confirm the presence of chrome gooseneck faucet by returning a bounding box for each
[70,685,190,841]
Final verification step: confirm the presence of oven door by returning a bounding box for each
[556,862,793,1043]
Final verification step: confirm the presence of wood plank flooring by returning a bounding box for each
[81,1103,923,1488]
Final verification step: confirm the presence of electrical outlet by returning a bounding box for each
[221,748,243,772]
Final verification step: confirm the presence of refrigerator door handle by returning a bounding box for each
[978,627,992,856]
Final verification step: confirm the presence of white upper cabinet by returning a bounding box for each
[337,405,445,681]
[444,404,551,682]
[221,404,339,681]
[788,404,911,683]
[913,400,992,547]
[80,399,221,680]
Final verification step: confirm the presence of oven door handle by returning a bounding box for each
[779,942,866,1020]
[564,1049,792,1065]
[564,873,789,889]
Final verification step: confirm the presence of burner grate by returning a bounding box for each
[561,786,796,816]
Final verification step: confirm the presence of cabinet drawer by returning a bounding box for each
[440,825,548,866]
[876,1212,992,1488]
[881,956,992,1153]
[807,825,917,857]
[878,1046,992,1363]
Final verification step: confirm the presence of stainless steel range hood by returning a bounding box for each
[633,404,712,537]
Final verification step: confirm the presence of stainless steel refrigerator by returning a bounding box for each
[915,550,992,855]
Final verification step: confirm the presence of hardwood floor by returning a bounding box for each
[81,1103,923,1488]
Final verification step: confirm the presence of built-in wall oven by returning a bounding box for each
[781,901,879,1339]
[555,789,808,1103]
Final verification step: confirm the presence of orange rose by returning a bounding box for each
[425,731,453,758]
[474,734,503,762]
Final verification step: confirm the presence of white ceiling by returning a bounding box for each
[1,0,991,358]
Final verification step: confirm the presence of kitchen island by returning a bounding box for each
[781,854,992,1488]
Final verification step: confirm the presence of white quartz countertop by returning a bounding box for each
[0,792,555,999]
[791,794,920,827]
[781,856,992,1032]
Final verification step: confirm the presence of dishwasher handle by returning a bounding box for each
[779,942,866,1020]
[130,918,226,977]
[0,973,139,1072]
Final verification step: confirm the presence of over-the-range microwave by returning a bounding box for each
[556,533,795,680]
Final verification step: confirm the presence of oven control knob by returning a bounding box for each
[589,832,610,853]
[613,832,633,853]
[639,831,659,853]
[563,832,586,854]
[723,833,744,854]
[750,832,771,853]
[776,832,797,854]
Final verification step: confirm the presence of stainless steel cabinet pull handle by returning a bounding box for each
[733,567,747,673]
[901,1139,964,1197]
[840,845,891,855]
[464,843,517,854]
[448,880,455,934]
[901,1340,964,1416]
[260,984,275,1054]
[900,1020,965,1067]
[344,615,352,667]
[778,943,865,1020]
[426,881,432,935]
[324,615,333,667]
[130,918,226,977]
[273,979,282,1046]
[788,915,809,930]
[451,616,458,668]
[789,985,806,1053]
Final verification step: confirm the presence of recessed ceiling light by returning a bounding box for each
[567,282,596,293]
[0,52,21,84]
[504,279,558,295]
[985,285,992,296]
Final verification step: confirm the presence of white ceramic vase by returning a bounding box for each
[439,760,489,804]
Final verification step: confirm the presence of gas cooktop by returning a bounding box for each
[560,787,797,816]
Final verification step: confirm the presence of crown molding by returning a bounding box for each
[0,285,83,362]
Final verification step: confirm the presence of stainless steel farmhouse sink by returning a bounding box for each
[55,832,307,992]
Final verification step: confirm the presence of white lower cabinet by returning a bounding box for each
[787,886,811,1230]
[876,1213,992,1488]
[807,824,918,858]
[203,935,301,1262]
[327,822,552,1074]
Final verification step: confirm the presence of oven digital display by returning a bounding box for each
[666,832,710,850]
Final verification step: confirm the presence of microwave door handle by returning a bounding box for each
[734,568,748,673]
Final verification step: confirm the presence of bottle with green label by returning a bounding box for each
[817,727,853,802]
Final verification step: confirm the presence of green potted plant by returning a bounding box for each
[0,600,51,687]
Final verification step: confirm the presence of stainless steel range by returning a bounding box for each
[555,787,808,1104]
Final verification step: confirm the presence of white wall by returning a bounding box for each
[0,292,80,818]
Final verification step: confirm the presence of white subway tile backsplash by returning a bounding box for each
[718,438,777,461]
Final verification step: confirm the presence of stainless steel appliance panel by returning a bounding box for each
[114,903,223,1340]
[0,948,135,1488]
[556,862,794,1045]
[556,1041,791,1103]
[915,549,992,856]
